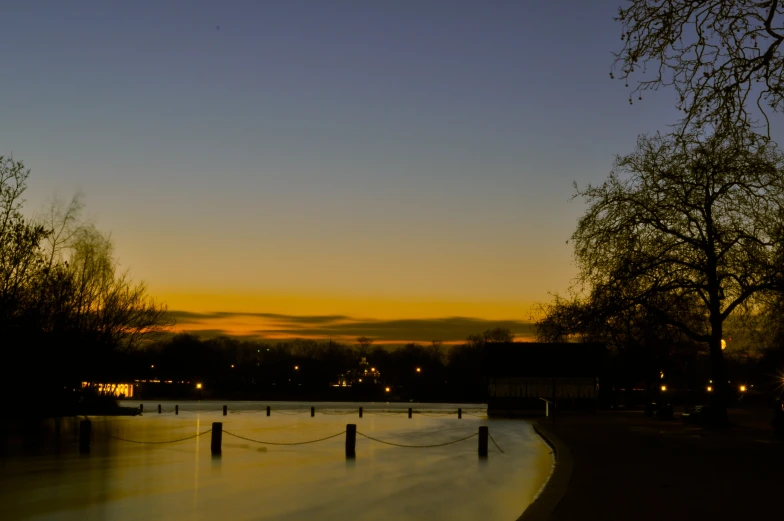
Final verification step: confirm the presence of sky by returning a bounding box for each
[2,1,689,344]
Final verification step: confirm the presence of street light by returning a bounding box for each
[661,385,667,392]
[385,387,390,393]
[416,367,421,373]
[196,383,203,389]
[739,385,747,392]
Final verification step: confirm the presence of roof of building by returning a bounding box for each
[483,342,606,378]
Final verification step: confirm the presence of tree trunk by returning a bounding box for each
[708,315,729,426]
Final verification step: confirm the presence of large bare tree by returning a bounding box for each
[614,0,784,133]
[572,128,784,418]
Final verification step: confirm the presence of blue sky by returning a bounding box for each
[2,1,697,341]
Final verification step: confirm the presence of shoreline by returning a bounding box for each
[517,420,572,521]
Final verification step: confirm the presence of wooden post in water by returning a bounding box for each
[345,424,356,459]
[223,405,228,416]
[478,426,488,458]
[311,406,315,417]
[79,419,91,454]
[175,405,179,415]
[211,422,222,455]
[158,404,162,414]
[458,408,462,419]
[359,406,363,418]
[408,407,413,419]
[266,405,271,416]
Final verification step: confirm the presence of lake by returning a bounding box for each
[0,401,552,521]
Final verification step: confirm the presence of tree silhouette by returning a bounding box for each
[614,0,784,134]
[571,128,784,420]
[0,157,170,412]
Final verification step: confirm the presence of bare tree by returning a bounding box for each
[0,157,49,318]
[483,327,515,343]
[614,0,784,134]
[572,128,784,419]
[356,336,374,358]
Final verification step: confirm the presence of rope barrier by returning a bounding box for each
[488,433,505,453]
[356,431,478,448]
[106,429,212,444]
[223,430,346,446]
[272,409,310,415]
[134,406,488,416]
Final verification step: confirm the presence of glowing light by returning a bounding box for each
[721,339,726,350]
[230,364,235,368]
[150,365,155,368]
[660,371,664,379]
[358,378,362,383]
[196,383,203,389]
[739,385,747,392]
[661,385,667,392]
[707,386,712,392]
[416,367,421,373]
[294,365,299,370]
[371,368,376,372]
[385,387,391,392]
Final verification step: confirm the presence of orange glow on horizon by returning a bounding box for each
[157,290,534,321]
[156,290,537,344]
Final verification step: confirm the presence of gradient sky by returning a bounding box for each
[3,1,692,343]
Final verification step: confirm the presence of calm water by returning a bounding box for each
[0,401,552,521]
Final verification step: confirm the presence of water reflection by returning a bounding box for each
[0,402,552,521]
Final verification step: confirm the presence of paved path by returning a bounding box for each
[534,410,783,521]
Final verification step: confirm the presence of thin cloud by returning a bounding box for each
[168,310,535,344]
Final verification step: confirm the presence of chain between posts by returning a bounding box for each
[223,430,346,445]
[107,429,212,444]
[488,433,505,453]
[356,431,478,448]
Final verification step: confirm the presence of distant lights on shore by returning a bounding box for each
[707,386,713,392]
[294,365,299,370]
[385,387,391,393]
[660,385,667,392]
[416,367,421,373]
[196,383,202,389]
[739,385,747,392]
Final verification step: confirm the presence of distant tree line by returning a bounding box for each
[130,328,517,403]
[0,157,168,414]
